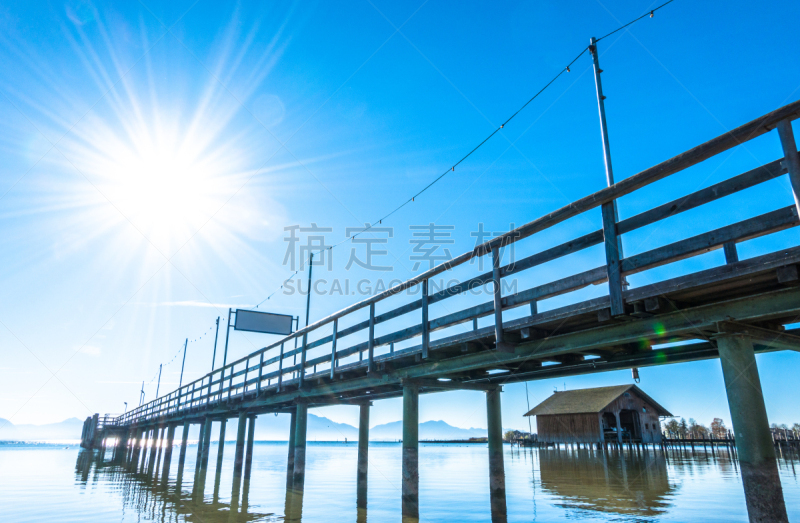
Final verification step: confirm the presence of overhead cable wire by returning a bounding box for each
[139,0,678,407]
[596,0,675,42]
[141,320,216,386]
[251,0,677,307]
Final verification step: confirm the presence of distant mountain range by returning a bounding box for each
[0,414,488,442]
[370,419,487,441]
[0,417,84,441]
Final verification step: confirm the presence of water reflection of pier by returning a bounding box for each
[74,449,272,522]
[538,448,674,518]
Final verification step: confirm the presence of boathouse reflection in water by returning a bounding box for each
[538,447,674,518]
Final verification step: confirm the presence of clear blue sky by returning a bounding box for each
[1,0,799,433]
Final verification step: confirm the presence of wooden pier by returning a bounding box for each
[81,100,800,523]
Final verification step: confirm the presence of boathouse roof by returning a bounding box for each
[523,384,672,417]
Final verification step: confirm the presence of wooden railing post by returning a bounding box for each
[602,202,625,316]
[243,358,249,395]
[299,333,307,389]
[257,352,264,395]
[278,342,284,392]
[330,319,338,380]
[491,248,506,349]
[368,302,376,371]
[216,368,223,403]
[723,242,739,264]
[422,280,429,359]
[777,119,800,217]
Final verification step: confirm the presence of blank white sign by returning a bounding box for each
[234,309,293,335]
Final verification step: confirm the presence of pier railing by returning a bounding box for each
[116,100,800,427]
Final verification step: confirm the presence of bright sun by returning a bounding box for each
[88,122,235,255]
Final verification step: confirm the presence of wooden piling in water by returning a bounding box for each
[292,403,308,491]
[196,418,213,494]
[286,408,296,489]
[150,426,163,478]
[402,384,419,519]
[216,419,227,472]
[133,427,144,469]
[161,424,175,482]
[357,402,369,509]
[147,427,158,474]
[233,411,248,482]
[200,418,213,472]
[125,427,135,464]
[214,418,227,494]
[244,415,256,481]
[486,388,507,521]
[193,420,206,485]
[717,333,788,522]
[139,428,151,473]
[176,421,190,486]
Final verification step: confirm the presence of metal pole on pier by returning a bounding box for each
[155,364,162,398]
[589,36,625,317]
[299,253,313,388]
[305,253,313,328]
[588,37,618,191]
[222,309,232,367]
[178,338,188,389]
[211,316,220,371]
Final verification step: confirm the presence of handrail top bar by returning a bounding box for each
[120,99,800,423]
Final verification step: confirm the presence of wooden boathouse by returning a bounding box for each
[524,385,672,445]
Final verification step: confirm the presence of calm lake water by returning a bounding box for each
[1,441,798,522]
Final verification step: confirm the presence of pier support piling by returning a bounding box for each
[292,403,308,491]
[213,419,227,500]
[161,424,175,482]
[486,388,507,521]
[215,419,227,477]
[230,411,248,509]
[195,419,208,469]
[196,418,213,494]
[131,427,143,469]
[402,384,419,520]
[176,421,190,486]
[287,408,297,489]
[284,407,305,520]
[126,427,136,464]
[244,415,256,481]
[139,428,151,473]
[716,333,788,522]
[200,418,213,472]
[150,426,163,478]
[233,411,248,481]
[357,402,370,509]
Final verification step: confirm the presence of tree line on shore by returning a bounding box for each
[662,418,800,439]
